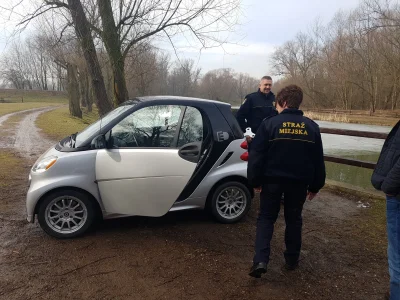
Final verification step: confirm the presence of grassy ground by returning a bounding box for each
[326,183,387,253]
[362,196,387,251]
[36,106,99,141]
[345,114,398,127]
[0,102,64,117]
[0,151,23,188]
[305,112,350,123]
[304,111,398,127]
[0,88,67,103]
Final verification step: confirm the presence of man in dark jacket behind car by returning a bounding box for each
[247,84,326,278]
[236,76,278,144]
[371,121,400,300]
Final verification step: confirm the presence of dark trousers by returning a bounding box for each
[253,183,307,265]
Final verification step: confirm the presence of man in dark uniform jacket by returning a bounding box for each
[247,84,326,278]
[236,76,278,143]
[371,121,400,300]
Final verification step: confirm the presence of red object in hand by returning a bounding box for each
[240,140,248,149]
[240,151,248,161]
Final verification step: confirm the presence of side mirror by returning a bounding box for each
[91,134,107,149]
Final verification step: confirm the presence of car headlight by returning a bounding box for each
[32,156,58,173]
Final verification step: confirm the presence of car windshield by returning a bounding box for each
[74,105,133,148]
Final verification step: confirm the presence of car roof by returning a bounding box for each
[121,95,232,107]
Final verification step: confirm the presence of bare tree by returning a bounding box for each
[1,0,113,115]
[168,59,201,97]
[125,43,165,97]
[2,0,241,111]
[235,73,258,104]
[269,0,400,111]
[91,0,242,105]
[199,68,243,103]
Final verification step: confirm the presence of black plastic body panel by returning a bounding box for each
[216,104,244,139]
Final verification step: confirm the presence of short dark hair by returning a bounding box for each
[276,85,303,109]
[261,76,272,81]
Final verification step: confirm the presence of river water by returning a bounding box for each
[317,121,393,191]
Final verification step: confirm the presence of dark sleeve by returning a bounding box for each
[247,120,270,188]
[308,129,326,193]
[381,158,400,195]
[236,97,251,132]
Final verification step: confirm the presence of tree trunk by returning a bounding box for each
[57,64,62,91]
[79,70,87,108]
[40,54,48,90]
[84,72,92,111]
[112,60,128,105]
[80,84,87,108]
[67,63,82,118]
[43,65,48,90]
[392,76,399,111]
[39,54,45,89]
[97,0,129,106]
[67,0,113,116]
[87,74,94,112]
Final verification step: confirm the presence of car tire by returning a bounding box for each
[210,181,251,223]
[37,189,96,239]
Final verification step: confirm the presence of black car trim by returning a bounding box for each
[55,144,90,152]
[216,104,243,140]
[175,103,234,202]
[97,147,181,150]
[172,106,187,148]
[97,175,184,183]
[219,151,234,166]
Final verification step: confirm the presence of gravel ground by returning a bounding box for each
[0,107,390,300]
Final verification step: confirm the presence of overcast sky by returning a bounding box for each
[0,0,362,79]
[161,0,362,79]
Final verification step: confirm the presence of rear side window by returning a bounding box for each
[219,104,243,139]
[177,107,204,147]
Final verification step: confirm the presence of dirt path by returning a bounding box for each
[0,107,58,127]
[13,107,57,159]
[0,111,390,300]
[0,107,58,158]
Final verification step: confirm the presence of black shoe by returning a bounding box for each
[284,261,299,271]
[249,262,267,278]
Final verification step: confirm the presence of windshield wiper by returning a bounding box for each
[70,132,77,148]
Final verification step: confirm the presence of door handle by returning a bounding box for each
[178,142,201,162]
[180,147,199,156]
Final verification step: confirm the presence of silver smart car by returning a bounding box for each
[26,96,253,238]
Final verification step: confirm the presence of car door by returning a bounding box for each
[95,104,206,217]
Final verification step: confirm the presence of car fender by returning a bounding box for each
[26,150,103,222]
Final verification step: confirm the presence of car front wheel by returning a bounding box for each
[210,181,251,223]
[37,189,96,239]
